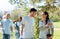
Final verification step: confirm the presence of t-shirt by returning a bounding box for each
[15,22,21,33]
[49,20,54,28]
[0,21,1,26]
[1,19,12,34]
[39,20,54,39]
[21,16,35,38]
[39,20,48,39]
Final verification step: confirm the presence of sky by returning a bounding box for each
[0,0,45,11]
[0,0,59,11]
[0,0,15,11]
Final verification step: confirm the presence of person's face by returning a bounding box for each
[18,17,21,22]
[48,36,52,39]
[30,11,37,17]
[18,17,20,21]
[6,14,10,19]
[42,13,47,18]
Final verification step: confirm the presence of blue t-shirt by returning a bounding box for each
[1,19,12,34]
[15,22,21,32]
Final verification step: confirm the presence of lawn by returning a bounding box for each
[54,22,60,28]
[0,22,60,39]
[53,30,60,39]
[53,22,60,39]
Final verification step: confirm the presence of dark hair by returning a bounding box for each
[47,34,52,38]
[30,8,37,13]
[13,16,22,23]
[44,11,50,24]
[20,16,22,21]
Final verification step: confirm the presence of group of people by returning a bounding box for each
[0,8,54,39]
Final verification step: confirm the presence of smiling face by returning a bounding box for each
[6,13,10,19]
[30,8,37,17]
[42,12,47,19]
[30,11,37,17]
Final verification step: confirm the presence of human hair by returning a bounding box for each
[30,8,37,13]
[47,34,52,38]
[17,16,22,22]
[13,16,22,23]
[44,11,50,24]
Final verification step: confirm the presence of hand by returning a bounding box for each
[46,22,51,28]
[45,25,49,28]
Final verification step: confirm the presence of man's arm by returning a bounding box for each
[11,26,13,32]
[0,21,3,30]
[20,23,24,36]
[10,21,13,32]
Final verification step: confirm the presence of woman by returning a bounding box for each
[39,11,54,39]
[13,16,22,39]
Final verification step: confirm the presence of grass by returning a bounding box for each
[0,22,60,39]
[0,33,2,39]
[53,22,60,39]
[54,22,60,28]
[53,30,60,39]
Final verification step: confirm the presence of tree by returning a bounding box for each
[9,0,60,39]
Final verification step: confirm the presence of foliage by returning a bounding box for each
[9,0,60,39]
[34,17,40,39]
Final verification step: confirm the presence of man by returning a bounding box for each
[20,8,37,39]
[0,16,2,30]
[47,34,52,39]
[1,13,13,39]
[0,16,2,26]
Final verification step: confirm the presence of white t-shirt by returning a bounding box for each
[21,16,34,38]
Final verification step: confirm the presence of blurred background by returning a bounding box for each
[0,0,60,39]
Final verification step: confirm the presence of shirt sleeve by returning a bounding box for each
[50,21,54,28]
[21,17,26,25]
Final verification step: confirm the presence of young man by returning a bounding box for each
[47,34,52,39]
[0,16,2,26]
[0,16,2,30]
[1,13,13,39]
[20,8,37,39]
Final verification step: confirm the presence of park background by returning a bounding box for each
[0,0,60,39]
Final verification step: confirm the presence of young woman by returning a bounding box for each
[39,11,54,39]
[13,16,22,39]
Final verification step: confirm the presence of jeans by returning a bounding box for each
[39,38,43,39]
[20,38,34,39]
[3,34,10,39]
[16,32,20,39]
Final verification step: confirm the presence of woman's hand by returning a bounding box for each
[45,22,51,28]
